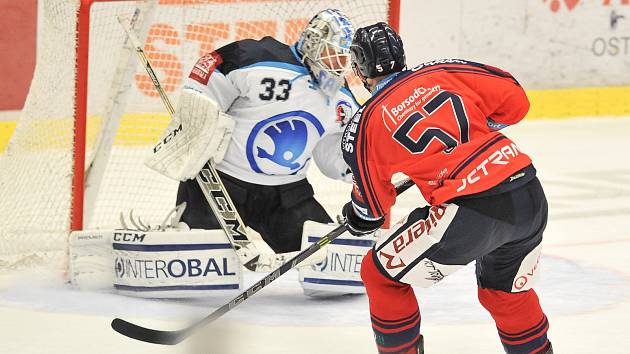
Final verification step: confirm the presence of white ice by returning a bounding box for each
[1,117,629,353]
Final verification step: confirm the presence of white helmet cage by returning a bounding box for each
[297,9,355,81]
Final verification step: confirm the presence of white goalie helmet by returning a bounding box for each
[297,9,355,96]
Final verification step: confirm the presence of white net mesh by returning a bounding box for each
[0,0,79,269]
[0,0,395,270]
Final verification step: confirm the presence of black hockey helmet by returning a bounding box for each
[350,22,405,82]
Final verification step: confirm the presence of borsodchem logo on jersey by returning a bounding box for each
[246,110,325,175]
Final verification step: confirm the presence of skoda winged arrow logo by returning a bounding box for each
[257,120,308,170]
[247,111,325,175]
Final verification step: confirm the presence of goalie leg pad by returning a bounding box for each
[298,221,376,296]
[69,231,115,290]
[70,229,243,298]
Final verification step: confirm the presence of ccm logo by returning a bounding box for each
[152,123,183,153]
[113,232,146,242]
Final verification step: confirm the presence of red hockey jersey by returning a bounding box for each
[342,59,532,220]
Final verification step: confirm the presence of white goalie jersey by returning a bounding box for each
[183,36,359,185]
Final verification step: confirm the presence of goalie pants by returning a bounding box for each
[176,170,332,253]
[362,168,551,354]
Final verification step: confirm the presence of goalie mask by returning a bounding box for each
[297,9,354,97]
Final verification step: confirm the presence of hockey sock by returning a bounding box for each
[362,250,422,354]
[478,287,551,353]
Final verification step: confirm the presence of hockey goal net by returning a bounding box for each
[0,0,399,270]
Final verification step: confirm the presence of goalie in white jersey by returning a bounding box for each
[173,9,358,253]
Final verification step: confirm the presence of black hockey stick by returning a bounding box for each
[111,178,415,345]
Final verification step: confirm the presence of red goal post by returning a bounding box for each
[0,0,400,269]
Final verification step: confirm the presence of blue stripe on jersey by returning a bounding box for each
[240,61,308,74]
[113,243,233,252]
[115,284,240,291]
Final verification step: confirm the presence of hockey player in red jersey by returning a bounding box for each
[341,23,553,353]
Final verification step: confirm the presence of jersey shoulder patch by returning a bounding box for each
[189,51,224,85]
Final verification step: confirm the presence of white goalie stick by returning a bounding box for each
[111,178,415,345]
[117,16,279,271]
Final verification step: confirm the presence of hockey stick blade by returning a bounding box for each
[111,178,415,345]
[111,318,186,345]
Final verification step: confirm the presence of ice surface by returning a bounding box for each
[2,117,630,353]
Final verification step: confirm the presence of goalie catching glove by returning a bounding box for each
[145,88,235,181]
